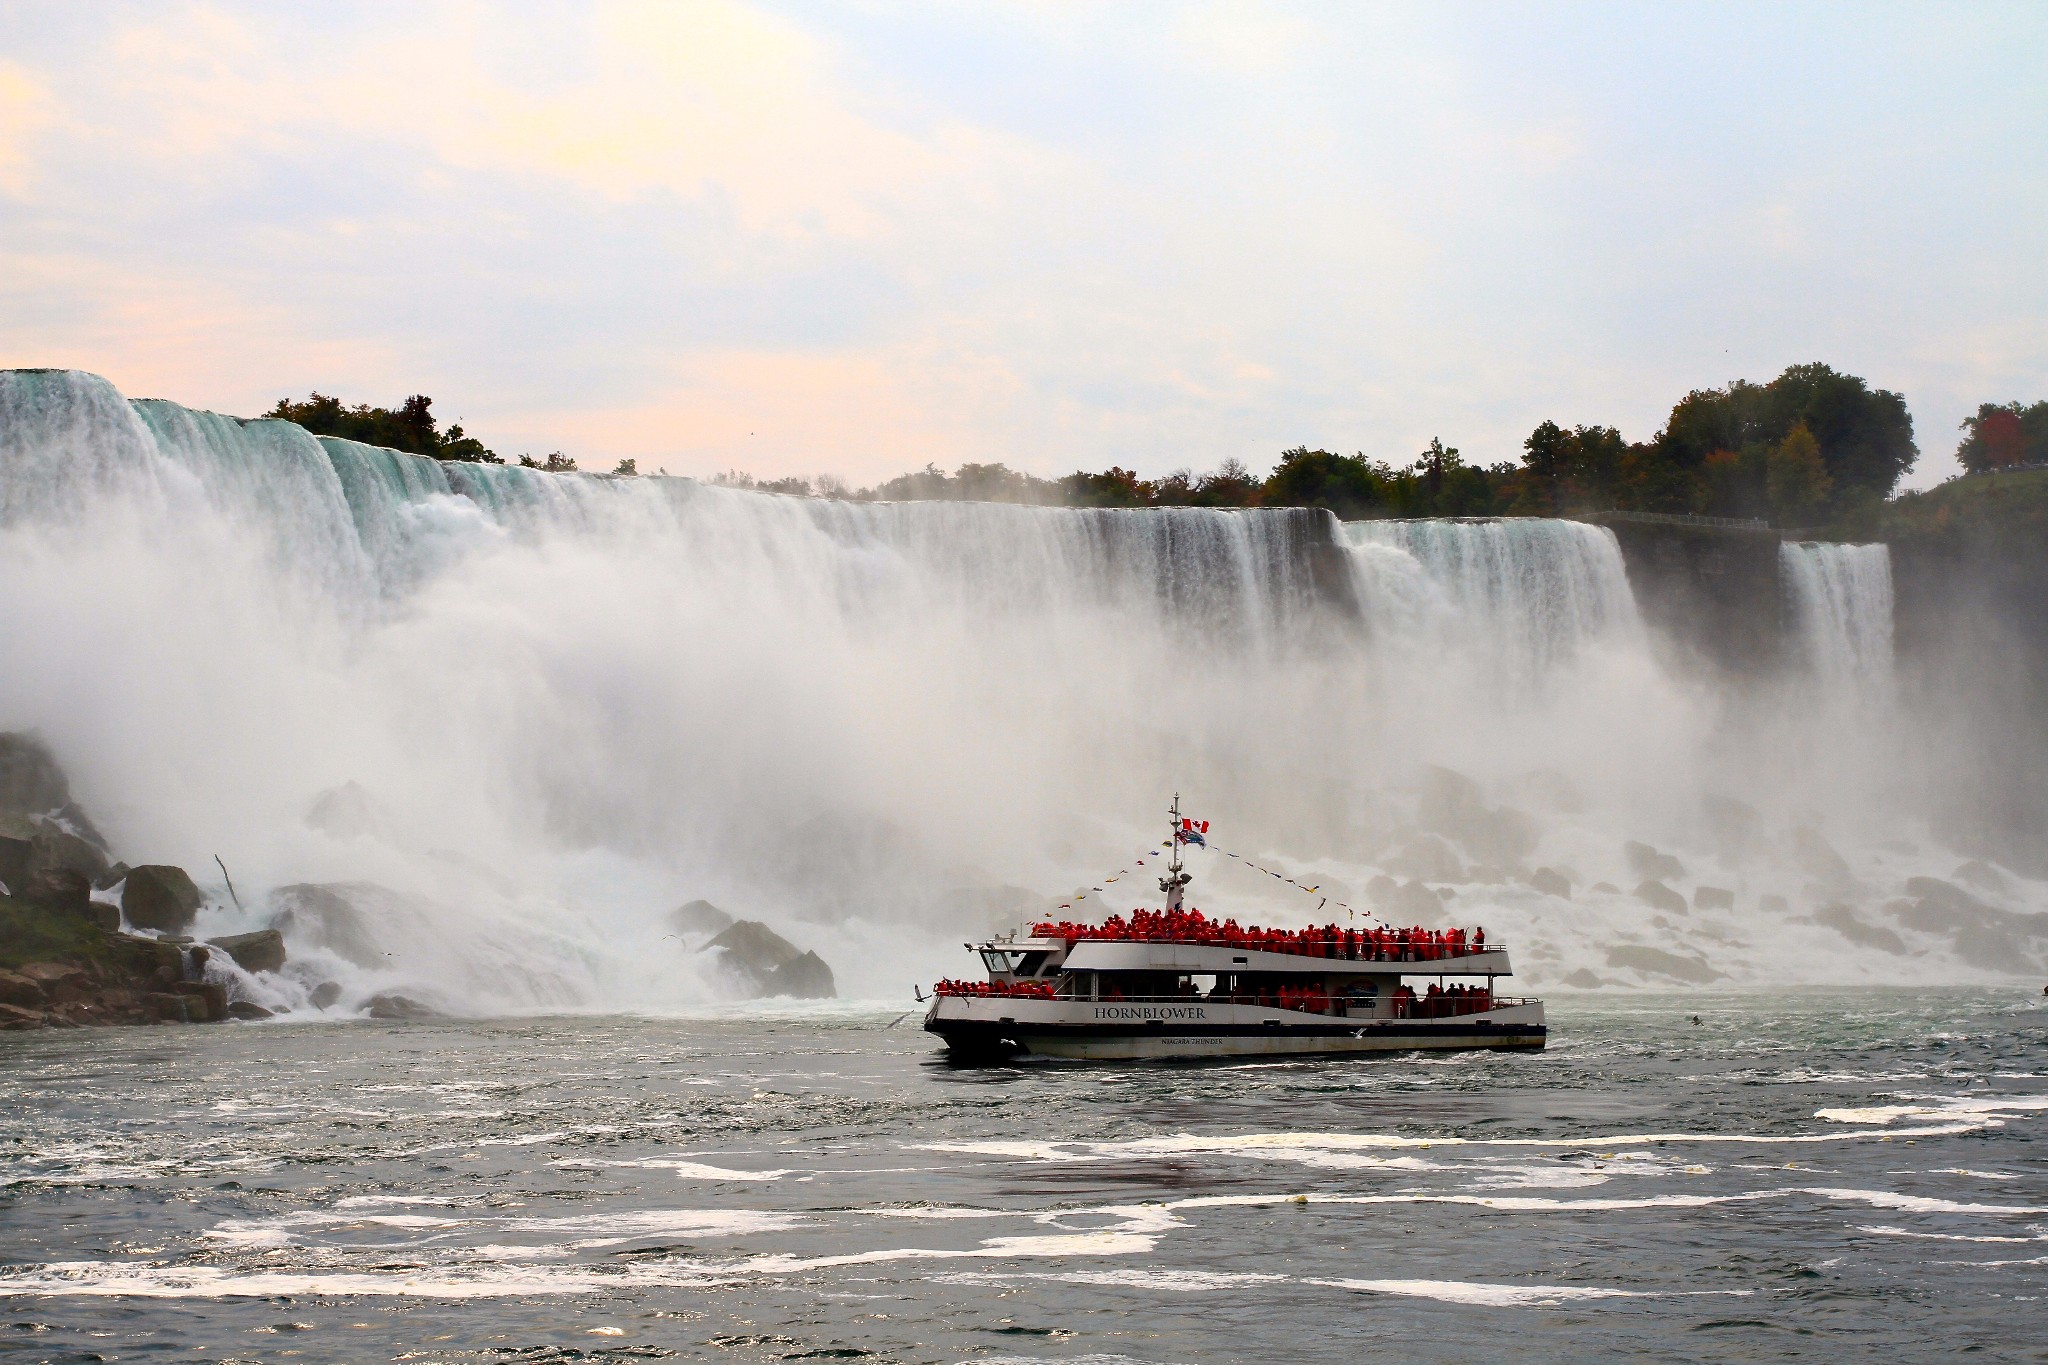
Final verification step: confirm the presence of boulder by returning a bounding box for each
[364,992,437,1020]
[1527,867,1572,900]
[309,981,343,1010]
[1815,905,1907,955]
[1953,860,2011,895]
[172,980,228,1022]
[0,832,30,896]
[0,732,70,818]
[1590,881,1621,895]
[764,950,836,999]
[27,827,109,889]
[1633,880,1689,916]
[206,929,286,975]
[1792,828,1860,896]
[226,1000,274,1021]
[94,861,130,891]
[708,919,804,975]
[704,920,838,999]
[1559,968,1604,989]
[1693,886,1736,911]
[0,968,45,1008]
[1605,945,1723,984]
[83,900,120,932]
[1624,841,1685,882]
[268,883,385,968]
[146,992,193,1023]
[0,1002,43,1030]
[124,865,203,934]
[669,899,735,937]
[23,866,90,912]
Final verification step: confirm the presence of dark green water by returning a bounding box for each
[2,991,2045,1363]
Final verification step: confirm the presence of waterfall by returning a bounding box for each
[1780,541,1896,702]
[0,368,2022,1007]
[1340,518,1642,680]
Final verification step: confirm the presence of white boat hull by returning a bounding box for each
[925,997,1546,1062]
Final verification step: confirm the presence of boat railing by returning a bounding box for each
[985,993,1540,1016]
[1042,936,1508,963]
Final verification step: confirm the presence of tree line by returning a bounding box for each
[268,363,2046,524]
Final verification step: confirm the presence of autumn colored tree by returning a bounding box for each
[1766,422,1832,523]
[1956,401,2048,473]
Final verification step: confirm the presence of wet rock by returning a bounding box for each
[1954,860,2011,896]
[764,950,836,999]
[1388,832,1464,883]
[1888,877,2048,973]
[0,831,29,896]
[1633,880,1688,915]
[0,968,46,1008]
[1693,885,1736,911]
[1792,828,1860,896]
[1527,867,1572,900]
[27,827,110,889]
[226,1000,274,1021]
[172,980,228,1022]
[705,920,838,999]
[95,862,129,891]
[1701,795,1761,859]
[146,992,193,1023]
[309,981,343,1010]
[1624,841,1684,882]
[305,781,388,841]
[23,866,90,912]
[0,732,71,817]
[123,865,204,934]
[364,992,437,1020]
[268,883,386,968]
[206,929,286,975]
[1605,945,1723,984]
[1758,893,1790,915]
[0,1002,44,1029]
[1591,881,1621,895]
[1815,905,1907,955]
[83,900,120,931]
[669,899,735,937]
[1417,767,1537,866]
[1559,968,1604,989]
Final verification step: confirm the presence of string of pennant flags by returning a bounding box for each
[1055,834,1376,923]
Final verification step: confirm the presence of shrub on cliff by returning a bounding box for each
[267,392,502,464]
[1956,401,2048,473]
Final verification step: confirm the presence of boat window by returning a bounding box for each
[979,950,1015,974]
[1016,951,1052,976]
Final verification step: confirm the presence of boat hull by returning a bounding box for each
[925,1001,1547,1062]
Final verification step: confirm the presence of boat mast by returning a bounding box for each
[1160,792,1191,912]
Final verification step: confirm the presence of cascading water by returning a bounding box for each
[1342,518,1641,681]
[1780,540,1897,704]
[1,368,2037,1012]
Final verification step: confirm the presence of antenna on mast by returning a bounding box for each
[1160,792,1191,912]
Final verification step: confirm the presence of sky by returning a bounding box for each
[0,1,2042,487]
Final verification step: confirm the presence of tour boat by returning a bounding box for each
[924,798,1546,1062]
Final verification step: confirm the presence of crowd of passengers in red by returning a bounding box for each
[1025,908,1487,960]
[928,977,1499,1016]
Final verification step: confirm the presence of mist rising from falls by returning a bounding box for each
[1,368,2039,1012]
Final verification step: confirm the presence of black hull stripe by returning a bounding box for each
[927,1020,1548,1043]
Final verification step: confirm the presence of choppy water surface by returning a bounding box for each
[2,991,2045,1363]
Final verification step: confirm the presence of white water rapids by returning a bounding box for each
[0,369,2039,1013]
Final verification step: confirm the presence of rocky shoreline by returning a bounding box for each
[1,731,837,1030]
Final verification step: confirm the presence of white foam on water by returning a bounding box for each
[1814,1095,2048,1126]
[1802,1188,2048,1216]
[1310,1276,1753,1307]
[0,1260,733,1300]
[932,1269,1285,1292]
[1858,1225,2048,1244]
[551,1157,791,1181]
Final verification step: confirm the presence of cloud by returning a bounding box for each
[0,62,55,197]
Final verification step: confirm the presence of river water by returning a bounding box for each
[2,991,2045,1363]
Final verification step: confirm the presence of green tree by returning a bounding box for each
[1766,421,1832,523]
[1260,448,1386,519]
[611,458,638,477]
[266,392,503,463]
[1957,401,2048,473]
